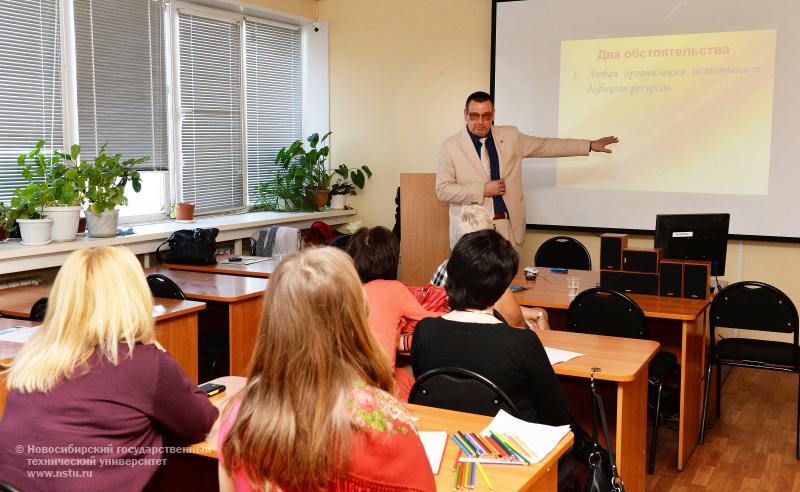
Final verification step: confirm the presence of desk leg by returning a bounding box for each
[228,297,263,376]
[155,312,199,383]
[616,369,647,492]
[677,315,705,469]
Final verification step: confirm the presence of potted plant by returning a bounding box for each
[79,145,146,237]
[273,132,332,211]
[329,164,373,210]
[0,202,16,241]
[174,202,195,221]
[10,191,53,246]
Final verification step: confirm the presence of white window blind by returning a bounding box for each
[245,19,302,202]
[178,10,244,213]
[74,0,168,171]
[0,0,63,204]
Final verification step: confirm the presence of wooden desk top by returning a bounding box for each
[152,298,207,322]
[0,319,37,361]
[164,255,276,279]
[535,329,659,382]
[513,269,710,321]
[147,268,268,302]
[0,283,51,318]
[194,377,572,492]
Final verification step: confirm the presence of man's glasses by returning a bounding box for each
[467,112,493,122]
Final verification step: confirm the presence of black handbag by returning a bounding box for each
[585,369,625,492]
[155,228,219,265]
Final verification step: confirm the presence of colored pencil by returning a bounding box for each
[476,434,502,457]
[458,460,466,489]
[457,431,478,455]
[492,431,531,464]
[480,433,505,457]
[452,448,462,471]
[487,434,512,458]
[505,433,539,461]
[476,462,494,490]
[451,434,472,457]
[469,460,476,489]
[454,462,461,490]
[465,432,487,455]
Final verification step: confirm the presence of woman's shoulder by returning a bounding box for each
[347,381,418,436]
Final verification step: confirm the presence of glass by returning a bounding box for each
[567,277,580,298]
[467,112,493,122]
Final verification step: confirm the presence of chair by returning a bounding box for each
[328,233,351,249]
[0,480,22,492]
[534,236,592,271]
[567,288,678,474]
[699,281,800,459]
[29,296,48,322]
[409,367,519,417]
[146,273,228,379]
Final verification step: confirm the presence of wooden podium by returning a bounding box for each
[398,173,450,285]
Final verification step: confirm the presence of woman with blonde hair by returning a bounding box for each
[431,205,550,329]
[218,247,435,492]
[0,247,218,490]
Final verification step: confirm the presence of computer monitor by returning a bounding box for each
[654,213,730,276]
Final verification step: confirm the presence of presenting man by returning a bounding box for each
[436,91,618,249]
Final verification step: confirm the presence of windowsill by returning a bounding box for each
[0,209,356,274]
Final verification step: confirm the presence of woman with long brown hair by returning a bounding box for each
[218,247,435,491]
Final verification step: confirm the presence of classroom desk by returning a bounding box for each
[0,290,205,383]
[0,299,205,414]
[163,254,276,279]
[146,268,267,376]
[192,376,573,492]
[514,269,710,471]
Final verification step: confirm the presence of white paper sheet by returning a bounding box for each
[544,346,583,366]
[419,431,447,474]
[0,325,41,344]
[481,410,571,463]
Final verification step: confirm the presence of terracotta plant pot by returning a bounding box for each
[175,203,195,221]
[306,189,330,210]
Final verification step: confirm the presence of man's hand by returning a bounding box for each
[484,179,506,197]
[590,136,619,153]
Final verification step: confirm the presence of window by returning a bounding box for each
[0,0,63,204]
[245,19,303,203]
[176,8,244,214]
[74,0,169,217]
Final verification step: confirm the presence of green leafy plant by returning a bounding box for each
[0,202,17,233]
[79,144,146,214]
[264,132,334,211]
[330,164,373,196]
[11,139,85,218]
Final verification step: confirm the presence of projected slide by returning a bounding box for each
[556,30,776,195]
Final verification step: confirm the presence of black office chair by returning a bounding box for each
[534,236,592,271]
[30,296,49,322]
[699,281,800,460]
[568,288,678,474]
[146,273,228,379]
[409,367,519,417]
[328,233,351,250]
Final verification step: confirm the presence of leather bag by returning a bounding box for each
[585,369,625,492]
[156,228,219,265]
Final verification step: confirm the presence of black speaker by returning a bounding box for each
[622,248,662,273]
[600,233,628,270]
[683,261,710,299]
[600,270,659,295]
[659,260,683,297]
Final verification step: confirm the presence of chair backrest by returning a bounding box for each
[0,480,22,492]
[146,274,186,300]
[251,226,301,256]
[534,236,592,270]
[328,233,351,249]
[30,296,48,322]
[711,281,799,342]
[408,367,520,417]
[567,287,646,339]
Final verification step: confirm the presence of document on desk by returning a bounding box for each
[419,431,447,474]
[544,346,583,366]
[0,325,42,344]
[481,410,570,463]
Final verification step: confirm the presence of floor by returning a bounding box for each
[645,367,800,491]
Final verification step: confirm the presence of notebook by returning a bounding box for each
[419,431,447,474]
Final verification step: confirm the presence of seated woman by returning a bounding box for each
[0,247,218,490]
[346,226,442,401]
[218,248,435,491]
[412,229,592,461]
[430,205,550,330]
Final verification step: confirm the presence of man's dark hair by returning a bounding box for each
[445,229,518,311]
[465,91,494,109]
[346,226,400,283]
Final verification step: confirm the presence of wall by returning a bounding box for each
[320,0,800,343]
[234,0,316,19]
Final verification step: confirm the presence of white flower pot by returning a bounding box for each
[84,208,119,238]
[18,218,54,246]
[43,206,82,242]
[330,194,346,210]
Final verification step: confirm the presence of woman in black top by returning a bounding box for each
[411,229,593,459]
